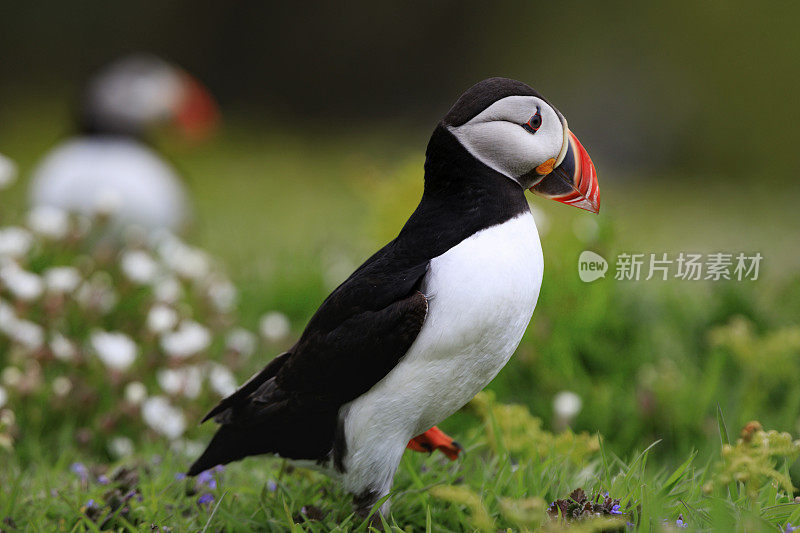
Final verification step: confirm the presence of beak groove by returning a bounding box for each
[529,130,600,214]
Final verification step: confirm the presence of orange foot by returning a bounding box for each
[406,426,463,461]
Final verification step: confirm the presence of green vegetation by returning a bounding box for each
[1,106,800,530]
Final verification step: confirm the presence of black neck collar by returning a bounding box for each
[392,125,530,261]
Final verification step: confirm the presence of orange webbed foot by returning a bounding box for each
[406,426,462,461]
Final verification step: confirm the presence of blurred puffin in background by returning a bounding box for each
[28,54,218,232]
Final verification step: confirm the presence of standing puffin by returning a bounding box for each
[189,77,599,517]
[28,54,218,232]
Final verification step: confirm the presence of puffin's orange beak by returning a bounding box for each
[175,74,219,141]
[529,131,600,213]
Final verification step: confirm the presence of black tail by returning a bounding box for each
[187,353,291,476]
[187,352,342,476]
[188,425,256,475]
[188,409,340,476]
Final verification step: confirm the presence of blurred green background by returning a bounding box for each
[2,0,800,465]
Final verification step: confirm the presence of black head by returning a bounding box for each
[443,77,549,127]
[433,77,600,213]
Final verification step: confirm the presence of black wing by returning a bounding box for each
[189,244,429,474]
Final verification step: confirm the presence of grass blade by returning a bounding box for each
[201,490,227,533]
[716,404,730,446]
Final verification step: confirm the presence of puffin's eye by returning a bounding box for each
[522,106,542,134]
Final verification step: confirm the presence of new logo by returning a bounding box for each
[578,251,608,282]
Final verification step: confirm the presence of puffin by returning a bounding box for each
[189,77,599,517]
[28,54,218,232]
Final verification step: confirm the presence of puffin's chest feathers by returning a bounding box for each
[344,210,543,440]
[414,210,543,409]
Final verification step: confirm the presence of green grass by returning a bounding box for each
[3,395,800,531]
[2,97,800,530]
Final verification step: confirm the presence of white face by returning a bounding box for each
[87,55,184,129]
[447,95,569,187]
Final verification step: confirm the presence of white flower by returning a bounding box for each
[27,206,69,240]
[259,311,291,342]
[160,320,211,359]
[0,153,18,190]
[0,262,44,301]
[157,366,202,399]
[50,332,76,361]
[0,385,7,408]
[553,390,583,421]
[9,319,44,351]
[43,266,82,293]
[94,189,123,217]
[0,227,33,258]
[0,299,15,332]
[108,436,134,458]
[1,367,22,387]
[156,369,182,396]
[208,364,237,397]
[207,276,237,313]
[124,382,148,405]
[0,300,39,350]
[225,328,257,358]
[146,304,178,333]
[142,396,186,440]
[52,376,72,396]
[153,276,181,303]
[90,330,137,371]
[156,234,211,281]
[120,250,160,284]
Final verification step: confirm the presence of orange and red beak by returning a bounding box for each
[529,130,600,213]
[175,74,219,141]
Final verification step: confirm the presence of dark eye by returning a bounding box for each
[522,106,542,134]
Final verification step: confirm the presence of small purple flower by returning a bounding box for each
[70,462,89,481]
[198,493,214,507]
[785,524,798,533]
[610,504,623,515]
[197,470,217,489]
[213,465,225,473]
[123,490,141,503]
[85,499,96,509]
[97,475,110,485]
[174,472,187,481]
[267,480,277,492]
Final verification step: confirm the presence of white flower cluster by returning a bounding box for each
[0,153,17,191]
[0,205,294,449]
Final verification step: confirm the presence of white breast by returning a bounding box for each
[29,137,189,231]
[341,210,543,495]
